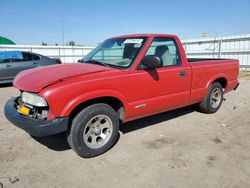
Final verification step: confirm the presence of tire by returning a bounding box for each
[199,82,223,114]
[67,103,119,158]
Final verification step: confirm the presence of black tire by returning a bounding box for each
[199,82,223,114]
[67,103,119,158]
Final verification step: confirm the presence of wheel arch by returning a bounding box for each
[206,73,228,90]
[212,77,227,89]
[61,90,127,122]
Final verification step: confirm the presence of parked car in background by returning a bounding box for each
[0,51,61,84]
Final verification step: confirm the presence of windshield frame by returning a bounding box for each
[81,37,148,69]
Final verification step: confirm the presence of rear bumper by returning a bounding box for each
[4,98,69,137]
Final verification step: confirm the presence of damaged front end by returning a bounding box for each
[4,95,69,137]
[15,92,49,120]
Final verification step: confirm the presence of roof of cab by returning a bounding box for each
[111,33,178,39]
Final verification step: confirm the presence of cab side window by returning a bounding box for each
[144,37,181,67]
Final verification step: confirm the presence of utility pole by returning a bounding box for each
[61,20,65,63]
[61,20,65,46]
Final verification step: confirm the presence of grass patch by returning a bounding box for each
[239,71,250,80]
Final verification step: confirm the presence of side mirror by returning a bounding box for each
[142,55,161,69]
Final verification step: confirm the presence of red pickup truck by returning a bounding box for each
[4,34,239,158]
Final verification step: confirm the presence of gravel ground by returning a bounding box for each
[0,80,250,188]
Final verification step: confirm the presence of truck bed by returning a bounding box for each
[187,58,239,104]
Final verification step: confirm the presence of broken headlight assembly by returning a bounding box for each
[16,92,50,120]
[21,92,47,107]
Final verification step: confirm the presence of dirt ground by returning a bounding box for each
[0,79,250,188]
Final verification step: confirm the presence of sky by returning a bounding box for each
[0,0,250,45]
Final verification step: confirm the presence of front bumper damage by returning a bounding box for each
[4,98,69,137]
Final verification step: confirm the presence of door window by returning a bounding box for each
[144,37,181,67]
[0,51,23,63]
[22,52,33,61]
[32,54,40,61]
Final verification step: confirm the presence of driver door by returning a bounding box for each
[128,37,192,119]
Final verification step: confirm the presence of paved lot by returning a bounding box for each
[0,80,250,188]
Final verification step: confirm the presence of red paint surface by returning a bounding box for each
[13,34,239,121]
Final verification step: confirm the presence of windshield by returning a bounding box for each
[81,37,147,68]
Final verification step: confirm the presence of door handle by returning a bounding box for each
[5,64,11,67]
[179,71,186,77]
[33,62,38,65]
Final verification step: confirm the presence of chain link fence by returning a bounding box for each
[1,34,249,68]
[182,34,250,69]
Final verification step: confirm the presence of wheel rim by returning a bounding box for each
[210,88,222,108]
[83,115,113,149]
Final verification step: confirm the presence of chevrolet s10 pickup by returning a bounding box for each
[4,34,239,157]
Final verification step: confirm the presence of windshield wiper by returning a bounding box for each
[78,59,85,63]
[85,59,108,67]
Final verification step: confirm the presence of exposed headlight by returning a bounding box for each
[21,92,48,107]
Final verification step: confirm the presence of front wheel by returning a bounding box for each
[199,82,224,114]
[67,103,119,158]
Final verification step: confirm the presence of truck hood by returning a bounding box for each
[14,63,111,92]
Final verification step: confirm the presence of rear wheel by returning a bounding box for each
[199,82,223,113]
[67,103,119,158]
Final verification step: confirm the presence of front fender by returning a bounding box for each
[60,89,127,117]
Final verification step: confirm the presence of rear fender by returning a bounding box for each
[206,73,228,90]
